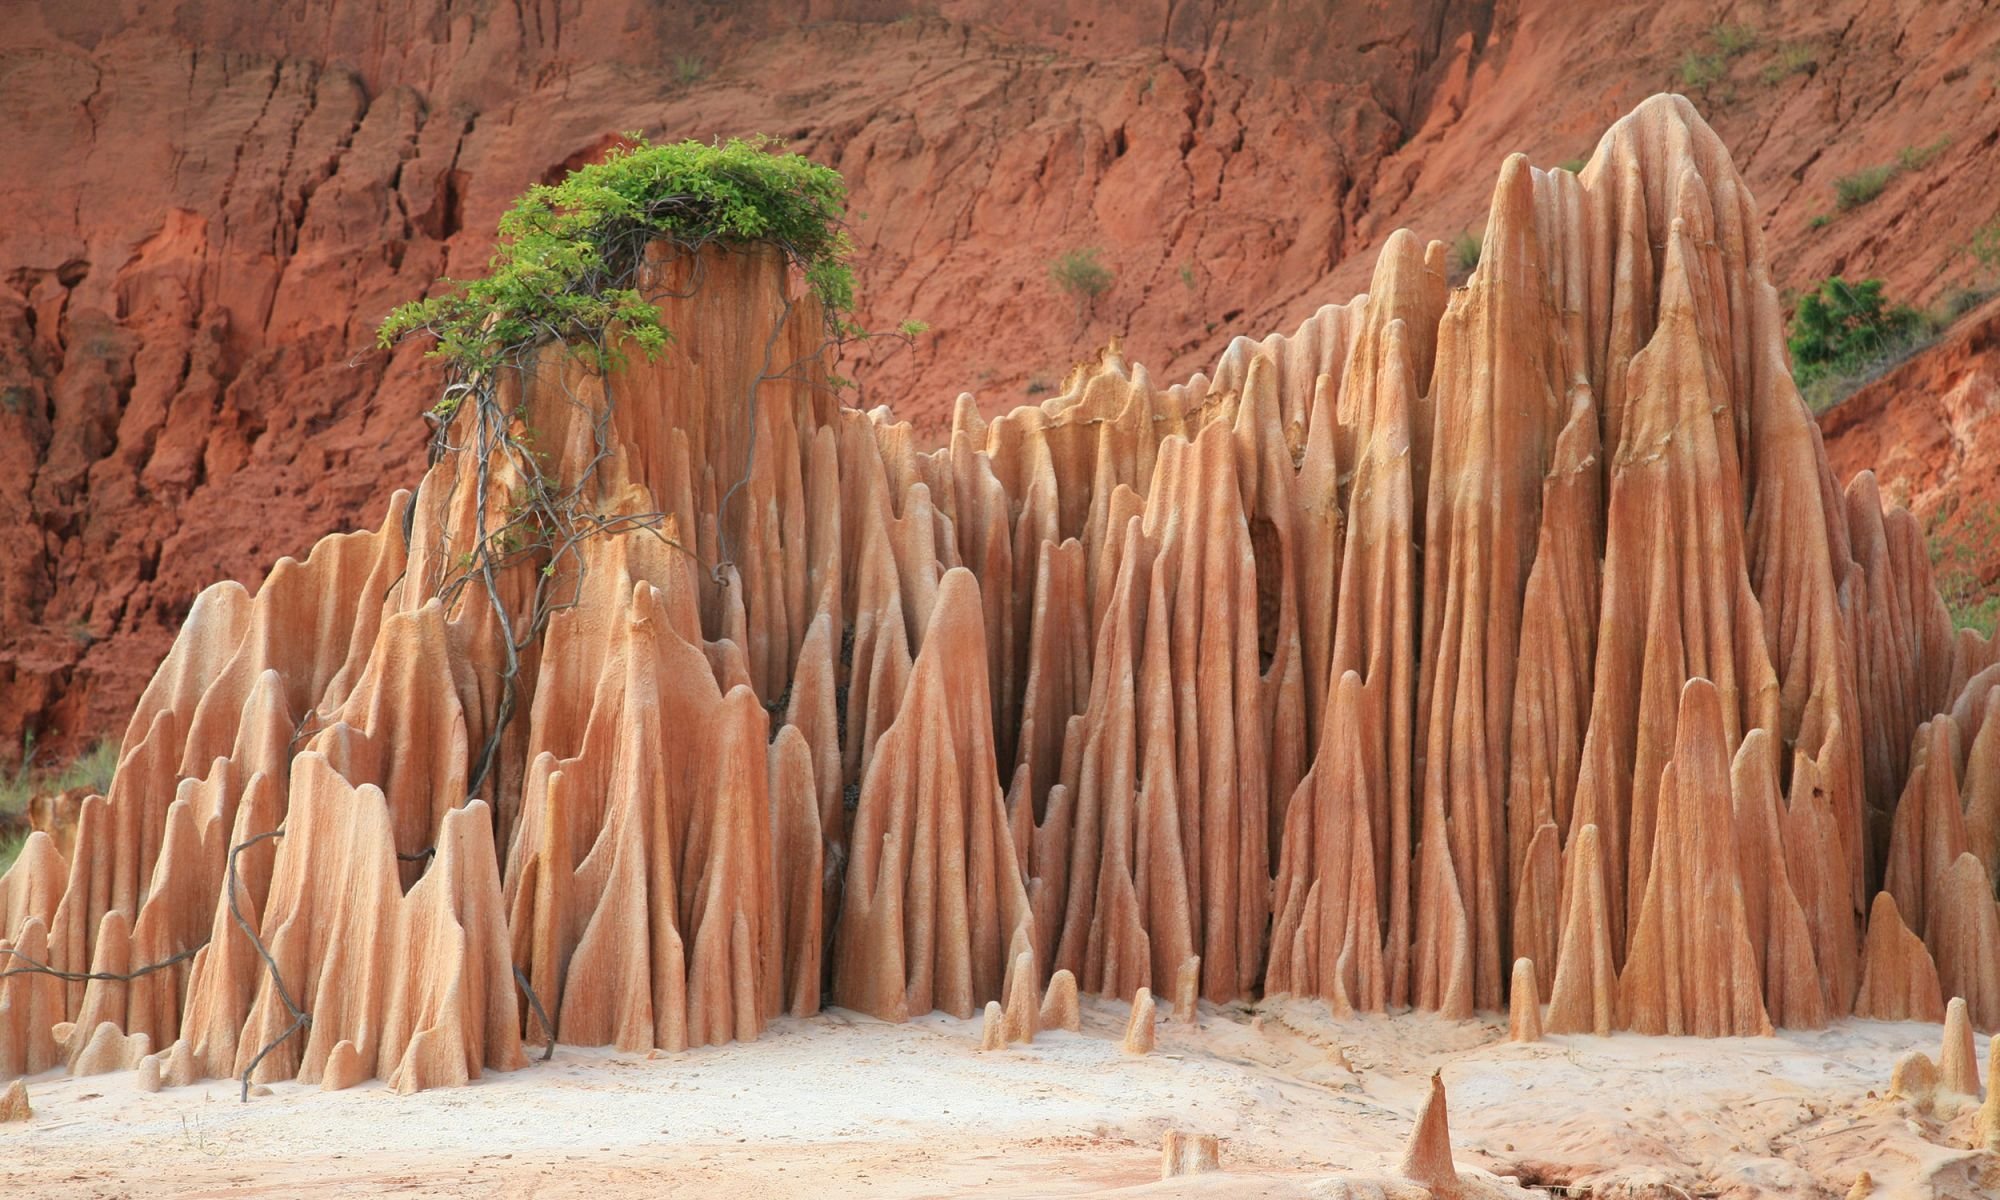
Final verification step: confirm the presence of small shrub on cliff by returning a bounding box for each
[1968,215,2000,275]
[1448,229,1482,284]
[1833,163,1897,211]
[1050,247,1114,317]
[1760,43,1817,85]
[1709,23,1758,56]
[1788,276,1926,411]
[1929,504,2000,637]
[377,135,857,399]
[0,738,116,873]
[1679,51,1725,91]
[1898,136,1952,172]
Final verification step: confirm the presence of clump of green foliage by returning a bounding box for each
[0,737,117,873]
[1449,229,1482,283]
[1557,156,1588,175]
[1930,503,2000,637]
[378,136,856,400]
[1834,164,1898,211]
[1788,276,1927,411]
[1050,247,1114,317]
[674,55,707,86]
[1760,42,1817,84]
[1969,214,2000,276]
[1830,137,1951,214]
[1899,136,1952,171]
[1679,50,1726,90]
[1709,22,1759,56]
[1678,21,1760,95]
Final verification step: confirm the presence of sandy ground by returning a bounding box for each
[3,998,1996,1198]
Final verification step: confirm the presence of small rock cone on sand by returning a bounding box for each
[1888,1051,1940,1110]
[1124,988,1157,1055]
[1040,969,1081,1032]
[1002,952,1039,1045]
[1508,958,1542,1042]
[1975,1036,2000,1150]
[1174,956,1201,1025]
[978,1001,1005,1052]
[1846,1171,1872,1200]
[0,1079,29,1122]
[1939,997,1980,1097]
[1400,1072,1460,1196]
[1161,1131,1220,1179]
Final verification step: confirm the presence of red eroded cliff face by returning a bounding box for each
[1820,294,2000,594]
[2,0,1997,760]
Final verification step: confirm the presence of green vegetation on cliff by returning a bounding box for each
[377,135,857,403]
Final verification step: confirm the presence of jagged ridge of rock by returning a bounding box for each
[5,94,2000,1094]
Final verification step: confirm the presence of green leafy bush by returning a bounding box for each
[378,136,856,399]
[1449,229,1482,282]
[1899,136,1951,171]
[1788,276,1927,411]
[1557,157,1588,174]
[1679,51,1725,90]
[1834,164,1897,211]
[1930,503,2000,636]
[1709,23,1758,56]
[1969,214,2000,275]
[1050,247,1114,305]
[1760,42,1816,84]
[0,739,117,873]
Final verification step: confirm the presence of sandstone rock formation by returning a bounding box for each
[1939,997,1980,1099]
[5,93,2000,1097]
[1400,1072,1461,1197]
[1507,958,1541,1043]
[0,1078,28,1121]
[1041,969,1081,1033]
[1161,1131,1221,1179]
[1124,988,1158,1055]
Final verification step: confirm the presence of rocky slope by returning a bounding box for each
[1821,294,2000,596]
[3,0,1999,757]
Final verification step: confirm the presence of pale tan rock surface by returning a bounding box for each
[0,1078,28,1122]
[1160,1130,1220,1178]
[1507,959,1541,1043]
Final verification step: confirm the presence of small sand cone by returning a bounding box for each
[1123,988,1157,1055]
[1888,1051,1939,1111]
[0,1079,30,1122]
[1940,997,1980,1097]
[978,1001,1006,1051]
[322,1039,369,1091]
[1399,1072,1460,1196]
[1974,1035,2000,1150]
[1003,952,1039,1045]
[1845,1170,1872,1199]
[1508,957,1542,1043]
[1173,955,1201,1025]
[1040,969,1081,1032]
[1161,1131,1220,1178]
[71,1022,151,1076]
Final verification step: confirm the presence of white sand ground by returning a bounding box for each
[3,998,1995,1198]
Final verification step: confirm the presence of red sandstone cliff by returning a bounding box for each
[3,0,1998,757]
